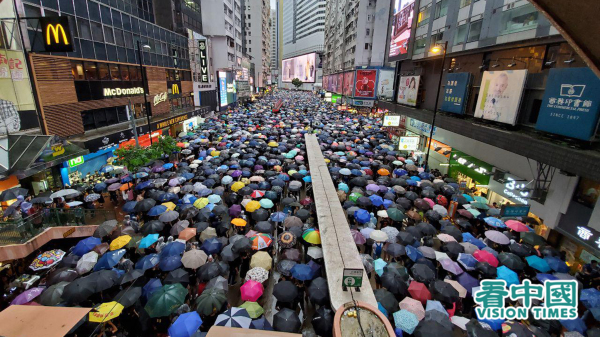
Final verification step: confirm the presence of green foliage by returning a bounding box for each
[114,135,180,172]
[291,78,303,88]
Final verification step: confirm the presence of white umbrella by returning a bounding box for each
[307,247,323,259]
[434,251,450,261]
[451,316,470,330]
[376,210,388,218]
[76,251,98,274]
[369,230,388,242]
[50,189,81,199]
[432,204,448,217]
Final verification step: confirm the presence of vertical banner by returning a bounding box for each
[389,0,416,60]
[397,75,420,106]
[474,70,527,125]
[535,67,600,140]
[377,69,395,100]
[441,72,471,114]
[197,40,209,82]
[335,73,343,94]
[218,71,228,107]
[323,75,329,92]
[343,71,355,96]
[354,70,377,98]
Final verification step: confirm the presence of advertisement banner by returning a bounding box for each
[383,115,401,127]
[377,70,395,100]
[0,50,39,135]
[353,99,374,107]
[474,70,528,125]
[329,74,337,93]
[334,73,343,94]
[397,76,420,106]
[343,71,355,96]
[399,136,419,151]
[354,70,377,98]
[441,72,471,114]
[281,53,316,83]
[389,0,416,60]
[218,71,228,107]
[323,75,329,92]
[535,67,600,140]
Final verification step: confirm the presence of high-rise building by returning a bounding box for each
[242,0,270,89]
[270,9,279,85]
[200,0,242,71]
[153,0,202,36]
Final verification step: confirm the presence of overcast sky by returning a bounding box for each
[271,0,276,9]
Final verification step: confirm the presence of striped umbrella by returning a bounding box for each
[250,234,273,250]
[214,307,252,328]
[302,228,321,244]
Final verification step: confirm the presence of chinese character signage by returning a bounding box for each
[343,71,355,96]
[441,72,471,114]
[383,115,401,127]
[500,204,530,217]
[377,69,395,101]
[354,70,377,98]
[40,17,74,52]
[535,67,600,141]
[218,71,228,107]
[475,70,527,125]
[397,76,420,106]
[399,136,419,150]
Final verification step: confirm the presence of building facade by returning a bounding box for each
[242,0,270,89]
[200,0,242,71]
[270,8,279,85]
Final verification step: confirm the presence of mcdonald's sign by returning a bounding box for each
[172,83,180,94]
[40,17,73,52]
[168,81,181,97]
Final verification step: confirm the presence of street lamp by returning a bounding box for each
[424,41,448,172]
[136,41,153,144]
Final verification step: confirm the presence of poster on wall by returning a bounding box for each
[281,53,316,83]
[323,75,329,92]
[535,67,600,141]
[329,74,337,93]
[397,76,420,106]
[343,71,355,96]
[441,72,471,114]
[474,70,528,125]
[377,70,395,101]
[335,73,343,94]
[354,70,377,98]
[389,0,416,60]
[0,50,39,135]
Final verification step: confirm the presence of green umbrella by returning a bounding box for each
[387,208,406,222]
[145,284,187,318]
[474,196,488,204]
[240,301,264,318]
[520,232,545,246]
[195,288,228,316]
[349,193,363,202]
[259,199,274,209]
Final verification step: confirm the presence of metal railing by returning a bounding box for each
[0,208,116,246]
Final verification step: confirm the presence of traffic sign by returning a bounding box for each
[342,268,363,290]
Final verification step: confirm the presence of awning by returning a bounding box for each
[0,305,91,337]
[0,134,88,179]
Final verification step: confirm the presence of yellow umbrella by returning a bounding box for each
[231,218,247,227]
[109,235,131,251]
[210,150,221,157]
[268,141,278,147]
[193,198,209,209]
[240,178,250,185]
[250,251,272,271]
[245,200,261,213]
[162,202,176,211]
[89,301,124,323]
[231,181,245,192]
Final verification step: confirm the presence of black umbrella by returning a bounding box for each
[212,205,228,216]
[295,209,310,221]
[194,222,209,232]
[414,320,452,337]
[142,220,165,235]
[197,262,222,282]
[39,281,69,306]
[466,319,498,337]
[397,232,415,246]
[385,243,406,258]
[498,252,525,271]
[476,262,497,278]
[307,277,329,306]
[442,241,464,260]
[232,237,252,254]
[92,269,119,292]
[273,308,301,333]
[251,208,269,221]
[47,268,79,286]
[441,225,463,242]
[405,226,423,240]
[59,255,80,268]
[135,198,156,212]
[115,287,142,308]
[311,306,334,336]
[381,271,408,299]
[430,280,459,305]
[273,280,298,303]
[417,222,437,236]
[374,288,399,313]
[410,264,435,284]
[164,268,190,286]
[93,220,117,238]
[255,221,273,233]
[120,269,144,285]
[180,207,199,220]
[62,276,97,303]
[501,321,535,337]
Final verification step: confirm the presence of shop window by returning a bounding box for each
[84,61,98,80]
[97,63,110,80]
[81,110,95,131]
[467,20,482,42]
[106,107,119,125]
[414,37,426,54]
[573,177,600,209]
[454,23,467,45]
[109,64,121,80]
[434,0,448,19]
[417,6,430,27]
[94,109,108,127]
[500,3,539,35]
[71,61,85,80]
[116,106,128,121]
[120,65,130,81]
[430,31,444,47]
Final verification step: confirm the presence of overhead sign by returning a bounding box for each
[449,150,493,185]
[198,39,209,83]
[500,204,531,217]
[536,67,600,141]
[425,137,452,158]
[383,115,401,127]
[40,17,74,52]
[342,268,363,289]
[441,72,471,114]
[153,92,167,106]
[474,70,527,125]
[399,136,419,150]
[281,52,316,83]
[219,71,228,107]
[171,83,180,95]
[103,87,144,97]
[353,99,374,107]
[67,156,84,168]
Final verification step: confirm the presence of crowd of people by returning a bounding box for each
[0,90,599,337]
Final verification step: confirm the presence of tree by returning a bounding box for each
[291,78,303,89]
[114,135,180,172]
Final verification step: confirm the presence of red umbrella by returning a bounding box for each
[473,250,499,267]
[408,281,431,304]
[240,280,264,302]
[457,209,473,219]
[300,197,313,206]
[436,195,448,207]
[505,220,530,232]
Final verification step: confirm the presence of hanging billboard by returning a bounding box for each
[377,69,395,101]
[397,75,420,106]
[343,71,355,96]
[218,71,228,107]
[354,70,377,98]
[334,73,343,94]
[389,0,416,60]
[281,53,316,83]
[441,72,471,114]
[474,70,527,125]
[323,75,329,92]
[536,67,600,141]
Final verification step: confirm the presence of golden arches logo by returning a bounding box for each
[45,24,69,45]
[172,83,180,94]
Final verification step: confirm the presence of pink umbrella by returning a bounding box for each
[505,220,530,232]
[11,287,44,305]
[439,258,464,275]
[107,183,122,191]
[473,250,499,267]
[350,229,366,245]
[294,155,304,161]
[245,230,259,238]
[423,198,435,208]
[240,280,264,302]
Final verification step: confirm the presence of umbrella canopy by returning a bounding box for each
[215,307,252,329]
[273,308,301,333]
[168,312,203,337]
[145,283,188,317]
[195,288,228,316]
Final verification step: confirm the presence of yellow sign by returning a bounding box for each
[40,17,73,52]
[155,114,188,130]
[63,228,75,238]
[46,24,69,46]
[171,83,180,95]
[51,144,65,157]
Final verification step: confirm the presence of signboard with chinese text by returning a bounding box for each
[389,0,416,60]
[353,99,374,107]
[474,70,527,125]
[448,149,493,185]
[383,115,401,127]
[500,204,530,217]
[218,71,228,107]
[354,70,377,98]
[535,67,600,140]
[342,268,363,288]
[399,136,419,150]
[441,72,471,114]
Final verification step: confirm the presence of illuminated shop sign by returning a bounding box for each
[103,87,144,97]
[198,39,209,83]
[153,92,167,106]
[40,17,73,52]
[67,156,84,168]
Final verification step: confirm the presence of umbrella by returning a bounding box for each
[181,249,208,269]
[11,287,44,305]
[408,281,432,304]
[439,258,464,275]
[135,253,160,270]
[291,263,315,281]
[414,319,452,337]
[250,317,273,330]
[484,230,509,245]
[273,281,298,303]
[381,272,408,298]
[240,280,264,302]
[302,228,321,244]
[375,288,399,313]
[164,268,190,286]
[215,307,252,328]
[274,308,301,333]
[195,288,228,315]
[240,302,264,319]
[399,297,425,320]
[93,220,118,238]
[393,309,419,334]
[370,230,388,242]
[115,287,142,308]
[245,267,269,283]
[168,312,203,337]
[109,235,131,251]
[89,301,124,323]
[581,288,600,309]
[497,252,525,271]
[94,249,126,271]
[525,255,551,272]
[496,265,520,286]
[62,276,97,303]
[73,237,102,256]
[250,233,273,250]
[474,250,499,267]
[39,281,69,306]
[250,251,272,271]
[544,256,570,273]
[29,249,65,271]
[411,264,435,284]
[145,283,188,317]
[312,306,334,336]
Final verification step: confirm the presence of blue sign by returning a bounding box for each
[408,118,437,135]
[441,72,471,114]
[501,204,530,217]
[536,67,600,140]
[218,72,228,107]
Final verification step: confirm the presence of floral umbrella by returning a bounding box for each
[245,267,269,283]
[30,249,65,271]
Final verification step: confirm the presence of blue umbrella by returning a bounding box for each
[291,264,315,281]
[406,245,423,262]
[135,253,160,270]
[94,249,126,271]
[303,176,312,183]
[271,212,287,222]
[93,183,107,192]
[483,217,506,228]
[181,173,194,180]
[462,233,486,249]
[378,302,389,318]
[121,176,132,183]
[581,288,600,309]
[169,312,203,337]
[135,181,152,190]
[457,253,478,271]
[134,172,148,179]
[544,256,570,273]
[123,201,137,213]
[374,258,387,277]
[560,318,587,334]
[208,195,221,204]
[160,242,186,257]
[148,205,168,216]
[477,317,504,331]
[393,309,419,334]
[72,237,102,256]
[425,300,447,316]
[457,272,479,295]
[354,209,371,224]
[158,193,178,202]
[496,266,519,286]
[163,163,174,169]
[201,238,223,255]
[250,317,273,330]
[462,194,474,202]
[159,254,182,271]
[338,183,349,193]
[139,234,159,249]
[535,273,558,283]
[143,278,162,299]
[525,255,551,273]
[369,195,384,207]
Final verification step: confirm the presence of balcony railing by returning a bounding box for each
[0,208,117,246]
